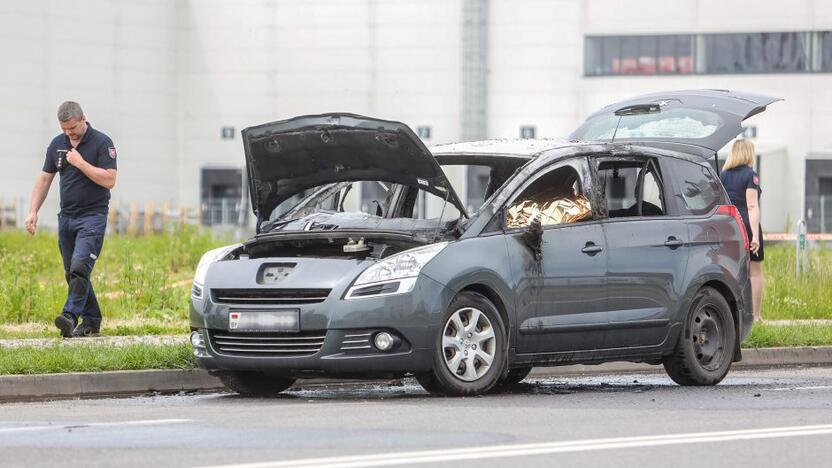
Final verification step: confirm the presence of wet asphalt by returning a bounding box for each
[1,366,831,468]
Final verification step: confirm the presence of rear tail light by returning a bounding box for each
[716,205,749,252]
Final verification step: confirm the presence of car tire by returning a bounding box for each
[499,366,534,385]
[663,287,736,386]
[218,371,295,396]
[415,291,506,396]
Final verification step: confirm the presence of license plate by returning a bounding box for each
[228,310,299,332]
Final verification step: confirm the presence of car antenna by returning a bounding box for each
[611,103,661,143]
[610,115,623,143]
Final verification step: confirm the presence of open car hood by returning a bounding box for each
[242,113,466,225]
[569,89,781,154]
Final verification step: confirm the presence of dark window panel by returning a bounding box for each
[584,31,828,76]
[677,35,694,73]
[602,36,621,74]
[638,35,658,74]
[822,32,832,71]
[658,35,677,73]
[585,37,603,75]
[620,36,639,74]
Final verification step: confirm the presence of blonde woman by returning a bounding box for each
[720,139,763,321]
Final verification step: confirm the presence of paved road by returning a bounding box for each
[1,366,831,468]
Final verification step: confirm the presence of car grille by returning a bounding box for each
[211,288,331,305]
[208,330,326,357]
[340,331,373,352]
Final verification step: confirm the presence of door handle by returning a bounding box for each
[581,242,603,254]
[664,237,684,248]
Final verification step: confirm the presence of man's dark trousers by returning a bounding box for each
[58,212,107,323]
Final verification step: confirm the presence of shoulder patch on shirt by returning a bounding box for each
[108,147,117,159]
[753,175,760,185]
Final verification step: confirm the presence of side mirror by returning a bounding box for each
[520,215,543,262]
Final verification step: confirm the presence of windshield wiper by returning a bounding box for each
[610,103,662,143]
[260,218,296,233]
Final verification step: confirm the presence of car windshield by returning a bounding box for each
[261,179,463,232]
[261,157,528,233]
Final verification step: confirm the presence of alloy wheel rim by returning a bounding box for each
[442,307,497,382]
[691,304,726,371]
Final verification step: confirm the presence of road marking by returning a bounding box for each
[197,424,832,468]
[763,385,832,392]
[0,418,191,434]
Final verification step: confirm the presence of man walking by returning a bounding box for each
[24,101,118,338]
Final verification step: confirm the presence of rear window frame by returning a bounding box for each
[661,156,726,217]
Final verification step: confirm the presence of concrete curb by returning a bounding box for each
[2,346,831,402]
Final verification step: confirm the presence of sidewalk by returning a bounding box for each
[0,334,186,349]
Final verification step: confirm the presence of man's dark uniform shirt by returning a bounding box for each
[42,122,117,214]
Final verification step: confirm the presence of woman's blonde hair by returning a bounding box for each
[723,139,755,171]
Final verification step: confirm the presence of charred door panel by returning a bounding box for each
[510,223,608,354]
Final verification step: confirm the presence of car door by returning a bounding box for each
[594,156,689,349]
[503,157,609,355]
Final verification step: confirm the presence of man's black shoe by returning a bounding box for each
[72,319,101,338]
[54,313,77,338]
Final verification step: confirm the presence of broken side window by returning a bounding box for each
[596,158,667,218]
[504,160,593,229]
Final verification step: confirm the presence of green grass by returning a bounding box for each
[743,323,832,348]
[0,227,228,326]
[0,342,194,375]
[762,244,832,320]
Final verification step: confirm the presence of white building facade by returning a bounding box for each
[2,0,831,231]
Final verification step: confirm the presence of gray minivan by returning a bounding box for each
[190,89,778,396]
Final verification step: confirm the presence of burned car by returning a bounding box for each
[190,90,778,396]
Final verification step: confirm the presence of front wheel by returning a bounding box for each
[663,287,736,386]
[218,371,296,396]
[416,291,506,396]
[499,366,534,385]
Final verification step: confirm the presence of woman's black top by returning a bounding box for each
[720,165,761,222]
[720,165,764,261]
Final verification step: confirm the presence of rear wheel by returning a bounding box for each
[416,291,506,396]
[663,287,736,386]
[218,371,295,396]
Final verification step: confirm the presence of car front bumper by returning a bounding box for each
[189,274,452,377]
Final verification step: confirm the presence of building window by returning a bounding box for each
[201,168,242,226]
[821,32,832,72]
[586,34,693,76]
[703,32,810,74]
[586,31,826,76]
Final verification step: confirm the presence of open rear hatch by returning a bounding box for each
[569,89,781,156]
[242,113,466,231]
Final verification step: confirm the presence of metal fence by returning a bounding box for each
[200,198,243,226]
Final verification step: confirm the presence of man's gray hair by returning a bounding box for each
[57,101,84,122]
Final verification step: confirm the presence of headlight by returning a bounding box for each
[346,242,448,298]
[193,244,240,289]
